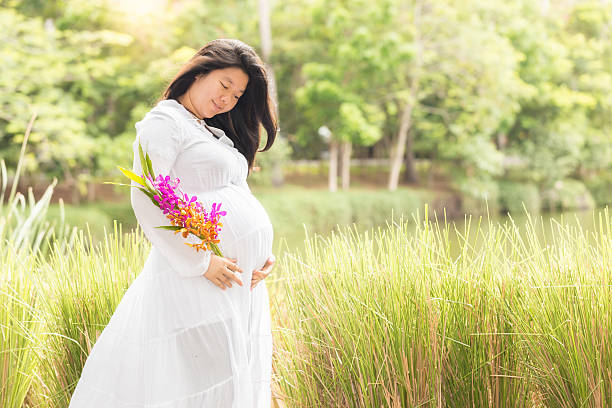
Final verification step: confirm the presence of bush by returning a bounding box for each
[584,172,612,207]
[540,179,595,211]
[346,190,422,228]
[498,181,540,214]
[247,136,292,187]
[256,187,426,238]
[92,201,137,229]
[456,179,500,215]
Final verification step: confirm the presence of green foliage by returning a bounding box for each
[456,179,500,215]
[3,0,612,209]
[256,187,426,239]
[541,179,596,211]
[498,181,541,214]
[248,133,292,187]
[0,127,73,256]
[0,6,135,185]
[502,1,612,188]
[293,0,389,149]
[402,0,527,185]
[584,172,612,207]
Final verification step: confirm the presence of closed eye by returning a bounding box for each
[221,81,240,100]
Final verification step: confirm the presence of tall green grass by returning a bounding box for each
[1,222,148,408]
[270,208,611,407]
[0,248,41,408]
[1,114,68,408]
[28,223,148,407]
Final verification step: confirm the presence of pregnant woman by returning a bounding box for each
[69,39,278,407]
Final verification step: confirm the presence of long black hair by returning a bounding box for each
[162,39,277,171]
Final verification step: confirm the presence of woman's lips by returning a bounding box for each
[212,100,222,112]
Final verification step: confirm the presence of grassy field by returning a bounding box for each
[2,154,610,406]
[270,209,611,407]
[2,208,610,406]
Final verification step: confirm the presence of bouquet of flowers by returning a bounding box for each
[105,142,225,256]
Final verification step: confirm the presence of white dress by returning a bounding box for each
[69,99,274,407]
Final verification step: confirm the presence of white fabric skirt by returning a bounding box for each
[69,227,273,407]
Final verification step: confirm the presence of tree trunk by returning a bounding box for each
[388,0,422,191]
[328,139,338,192]
[340,140,352,190]
[259,0,284,187]
[402,128,419,183]
[388,100,415,191]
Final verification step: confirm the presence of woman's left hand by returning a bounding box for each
[251,254,276,290]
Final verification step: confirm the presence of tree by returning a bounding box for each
[294,0,388,191]
[0,7,133,201]
[496,0,611,188]
[386,0,527,191]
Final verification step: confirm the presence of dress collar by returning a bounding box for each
[158,99,235,148]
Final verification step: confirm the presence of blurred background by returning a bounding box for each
[3,3,612,405]
[2,0,612,246]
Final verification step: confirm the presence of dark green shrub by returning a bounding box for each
[498,181,541,214]
[585,173,612,207]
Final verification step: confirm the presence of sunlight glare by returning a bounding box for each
[106,0,168,19]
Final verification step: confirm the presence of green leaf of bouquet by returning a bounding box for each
[210,242,223,257]
[145,153,155,180]
[137,187,160,205]
[144,176,156,193]
[102,181,133,187]
[118,166,145,186]
[138,143,150,179]
[137,187,158,206]
[154,225,183,231]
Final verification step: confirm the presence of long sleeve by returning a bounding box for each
[130,111,212,278]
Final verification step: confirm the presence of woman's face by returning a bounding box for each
[186,67,249,119]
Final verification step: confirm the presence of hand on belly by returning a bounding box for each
[251,254,276,290]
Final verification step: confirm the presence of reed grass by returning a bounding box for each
[0,247,41,408]
[270,207,612,407]
[28,222,148,407]
[1,113,71,407]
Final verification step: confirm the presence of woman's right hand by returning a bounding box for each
[204,255,244,290]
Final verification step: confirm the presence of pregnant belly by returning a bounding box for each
[190,184,273,266]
